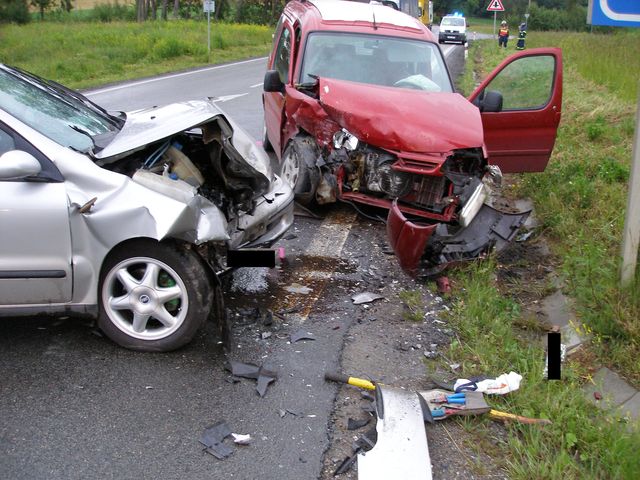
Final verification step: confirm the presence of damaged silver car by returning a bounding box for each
[0,64,294,351]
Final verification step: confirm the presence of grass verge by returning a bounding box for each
[448,260,640,478]
[439,32,640,477]
[0,20,272,89]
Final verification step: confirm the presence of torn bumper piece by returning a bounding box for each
[387,200,530,276]
[357,386,432,480]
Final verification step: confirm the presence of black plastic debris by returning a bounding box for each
[200,421,234,460]
[226,361,278,397]
[334,429,378,476]
[257,374,276,397]
[334,453,358,476]
[283,233,298,241]
[290,329,316,343]
[347,417,371,430]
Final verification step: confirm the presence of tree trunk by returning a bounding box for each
[161,0,168,20]
[173,0,179,18]
[137,0,145,22]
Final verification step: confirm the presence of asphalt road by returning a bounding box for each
[0,42,468,479]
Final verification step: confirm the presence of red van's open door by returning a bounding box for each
[468,48,563,173]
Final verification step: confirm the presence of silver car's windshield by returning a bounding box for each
[0,66,120,152]
[300,33,453,93]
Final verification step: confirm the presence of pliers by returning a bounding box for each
[432,392,466,405]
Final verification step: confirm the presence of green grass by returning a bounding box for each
[439,31,640,477]
[0,20,272,89]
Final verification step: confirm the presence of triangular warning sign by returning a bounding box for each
[486,0,505,12]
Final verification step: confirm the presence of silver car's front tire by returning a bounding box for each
[98,240,212,352]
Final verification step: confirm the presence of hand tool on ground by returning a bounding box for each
[324,371,376,390]
[489,409,552,425]
[431,407,461,418]
[431,392,466,404]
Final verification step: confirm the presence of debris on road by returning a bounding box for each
[226,360,278,397]
[285,283,313,294]
[347,417,371,430]
[231,433,252,445]
[290,329,316,343]
[435,276,451,294]
[358,386,432,480]
[200,421,234,460]
[351,292,385,305]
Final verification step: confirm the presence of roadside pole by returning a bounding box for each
[203,0,215,61]
[493,11,496,39]
[620,90,640,286]
[486,0,505,40]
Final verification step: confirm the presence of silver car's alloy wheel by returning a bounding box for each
[280,148,300,190]
[102,257,188,341]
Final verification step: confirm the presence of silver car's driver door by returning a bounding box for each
[0,124,72,305]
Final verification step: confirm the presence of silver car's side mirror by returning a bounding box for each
[0,150,42,179]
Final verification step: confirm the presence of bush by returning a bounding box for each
[526,4,589,31]
[0,0,30,24]
[88,2,136,22]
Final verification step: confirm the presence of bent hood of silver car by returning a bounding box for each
[94,100,271,180]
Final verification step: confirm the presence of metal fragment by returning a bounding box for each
[351,292,385,305]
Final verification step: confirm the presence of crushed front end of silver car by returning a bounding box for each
[88,100,295,273]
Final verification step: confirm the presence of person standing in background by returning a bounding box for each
[498,20,509,48]
[516,22,527,50]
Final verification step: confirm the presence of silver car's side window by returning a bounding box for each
[0,129,16,156]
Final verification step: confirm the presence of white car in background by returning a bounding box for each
[438,15,467,44]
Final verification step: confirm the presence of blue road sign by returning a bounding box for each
[588,0,640,28]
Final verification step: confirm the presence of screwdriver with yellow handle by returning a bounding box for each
[489,409,552,425]
[324,372,376,390]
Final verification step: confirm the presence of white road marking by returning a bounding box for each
[212,93,248,103]
[250,82,263,88]
[86,57,268,95]
[443,45,456,58]
[305,210,357,258]
[287,209,358,325]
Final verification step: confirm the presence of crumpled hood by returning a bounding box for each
[95,100,224,159]
[318,78,483,154]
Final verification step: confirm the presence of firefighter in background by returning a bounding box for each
[516,22,527,50]
[498,20,509,48]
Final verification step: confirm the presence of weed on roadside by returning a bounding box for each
[398,289,425,322]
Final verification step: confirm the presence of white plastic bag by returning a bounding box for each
[454,371,522,395]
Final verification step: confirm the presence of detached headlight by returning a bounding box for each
[333,128,359,151]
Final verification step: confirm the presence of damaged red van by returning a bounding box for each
[263,0,562,276]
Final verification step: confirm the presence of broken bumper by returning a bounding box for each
[387,200,530,277]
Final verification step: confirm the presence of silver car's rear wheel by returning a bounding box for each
[98,241,212,352]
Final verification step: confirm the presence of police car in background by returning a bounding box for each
[438,13,467,44]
